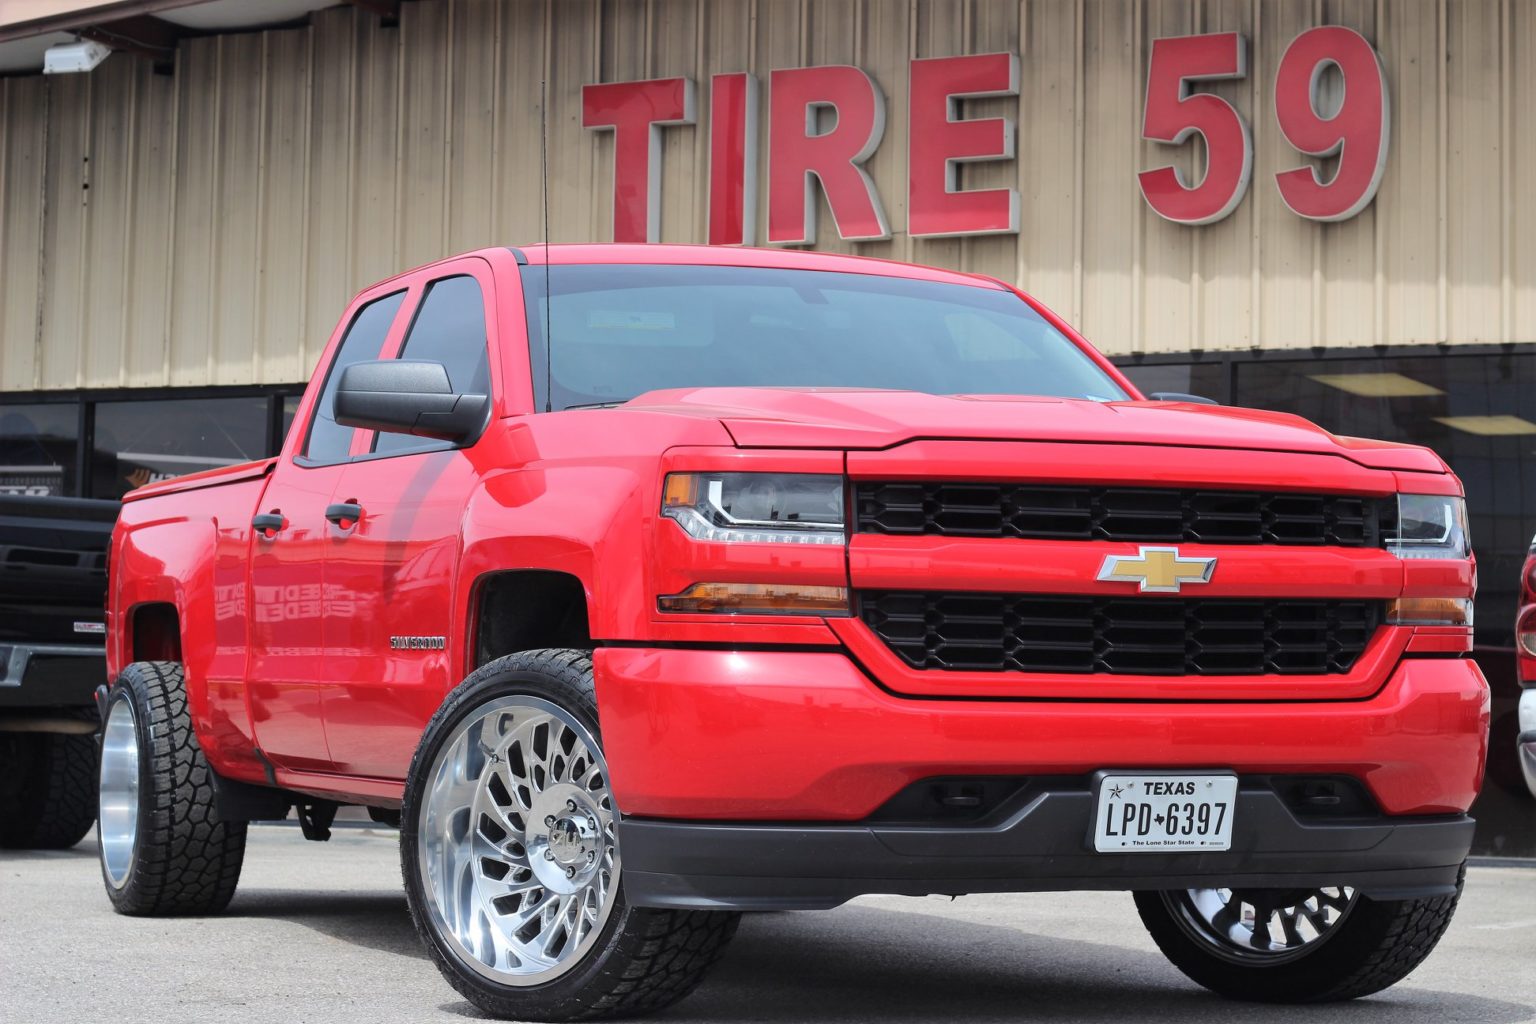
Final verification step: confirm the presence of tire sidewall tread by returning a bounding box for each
[1133,866,1466,1003]
[99,660,247,917]
[0,725,98,850]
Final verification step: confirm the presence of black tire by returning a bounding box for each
[401,649,739,1022]
[98,661,247,915]
[0,725,99,850]
[1134,866,1465,1003]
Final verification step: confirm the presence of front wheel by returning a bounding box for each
[1134,869,1464,1003]
[401,649,738,1022]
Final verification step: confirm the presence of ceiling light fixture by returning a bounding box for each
[1434,415,1536,437]
[1308,373,1444,398]
[43,39,112,75]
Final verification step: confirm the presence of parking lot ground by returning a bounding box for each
[2,825,1533,1024]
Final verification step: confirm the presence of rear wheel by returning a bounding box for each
[0,726,99,850]
[402,649,738,1021]
[98,661,246,915]
[1134,869,1464,1002]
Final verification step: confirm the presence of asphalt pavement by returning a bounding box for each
[2,825,1533,1024]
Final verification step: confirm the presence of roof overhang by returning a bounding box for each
[0,1,209,41]
[0,0,386,74]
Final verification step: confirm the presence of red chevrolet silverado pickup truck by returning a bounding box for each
[97,244,1487,1020]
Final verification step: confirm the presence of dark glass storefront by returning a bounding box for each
[0,389,298,500]
[0,403,79,496]
[4,346,1534,857]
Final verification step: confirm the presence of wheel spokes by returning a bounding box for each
[418,696,622,986]
[1170,885,1359,963]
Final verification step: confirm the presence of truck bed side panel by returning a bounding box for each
[111,474,271,779]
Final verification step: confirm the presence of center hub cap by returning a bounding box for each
[548,816,594,866]
[526,785,605,893]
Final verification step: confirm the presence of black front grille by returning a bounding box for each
[860,591,1382,676]
[855,482,1384,547]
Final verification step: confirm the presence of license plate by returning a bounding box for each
[1092,773,1238,852]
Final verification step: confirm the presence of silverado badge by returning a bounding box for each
[1096,546,1216,593]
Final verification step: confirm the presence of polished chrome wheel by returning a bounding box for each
[98,698,140,889]
[417,695,619,986]
[1164,886,1358,965]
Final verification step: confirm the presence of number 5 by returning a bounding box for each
[1138,32,1252,225]
[1274,26,1391,221]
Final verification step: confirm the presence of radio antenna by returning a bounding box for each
[540,75,554,413]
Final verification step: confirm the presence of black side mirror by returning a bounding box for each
[1147,391,1220,406]
[334,360,491,444]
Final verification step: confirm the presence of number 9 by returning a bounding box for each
[1274,26,1391,221]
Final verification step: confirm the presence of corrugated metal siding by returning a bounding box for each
[1,0,1532,390]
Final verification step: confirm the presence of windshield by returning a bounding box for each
[521,264,1130,411]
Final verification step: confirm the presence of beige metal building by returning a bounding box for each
[0,0,1533,848]
[0,0,1532,391]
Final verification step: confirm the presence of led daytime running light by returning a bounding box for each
[663,506,845,545]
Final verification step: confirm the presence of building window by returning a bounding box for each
[1118,362,1227,404]
[92,396,270,500]
[0,403,79,497]
[281,395,303,448]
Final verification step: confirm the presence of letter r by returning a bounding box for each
[767,65,890,244]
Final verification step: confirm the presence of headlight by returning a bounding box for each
[661,473,845,544]
[1387,494,1469,559]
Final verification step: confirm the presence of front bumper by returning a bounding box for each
[0,642,105,708]
[595,648,1490,820]
[620,786,1473,910]
[1520,689,1536,799]
[595,646,1487,909]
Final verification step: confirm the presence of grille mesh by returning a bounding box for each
[855,482,1383,547]
[860,591,1381,676]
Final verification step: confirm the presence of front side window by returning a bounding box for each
[374,275,491,455]
[304,290,407,464]
[521,265,1129,411]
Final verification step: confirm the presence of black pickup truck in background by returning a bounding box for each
[0,495,116,849]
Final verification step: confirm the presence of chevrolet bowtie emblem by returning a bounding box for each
[1096,546,1216,593]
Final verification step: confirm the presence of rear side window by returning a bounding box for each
[374,275,491,455]
[304,291,406,464]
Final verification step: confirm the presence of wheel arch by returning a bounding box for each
[128,602,183,664]
[468,569,594,670]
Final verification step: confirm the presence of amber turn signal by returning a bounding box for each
[1385,597,1473,626]
[661,473,701,508]
[658,582,850,616]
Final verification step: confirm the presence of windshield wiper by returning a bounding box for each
[562,400,629,411]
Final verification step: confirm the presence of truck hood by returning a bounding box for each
[623,387,1447,473]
